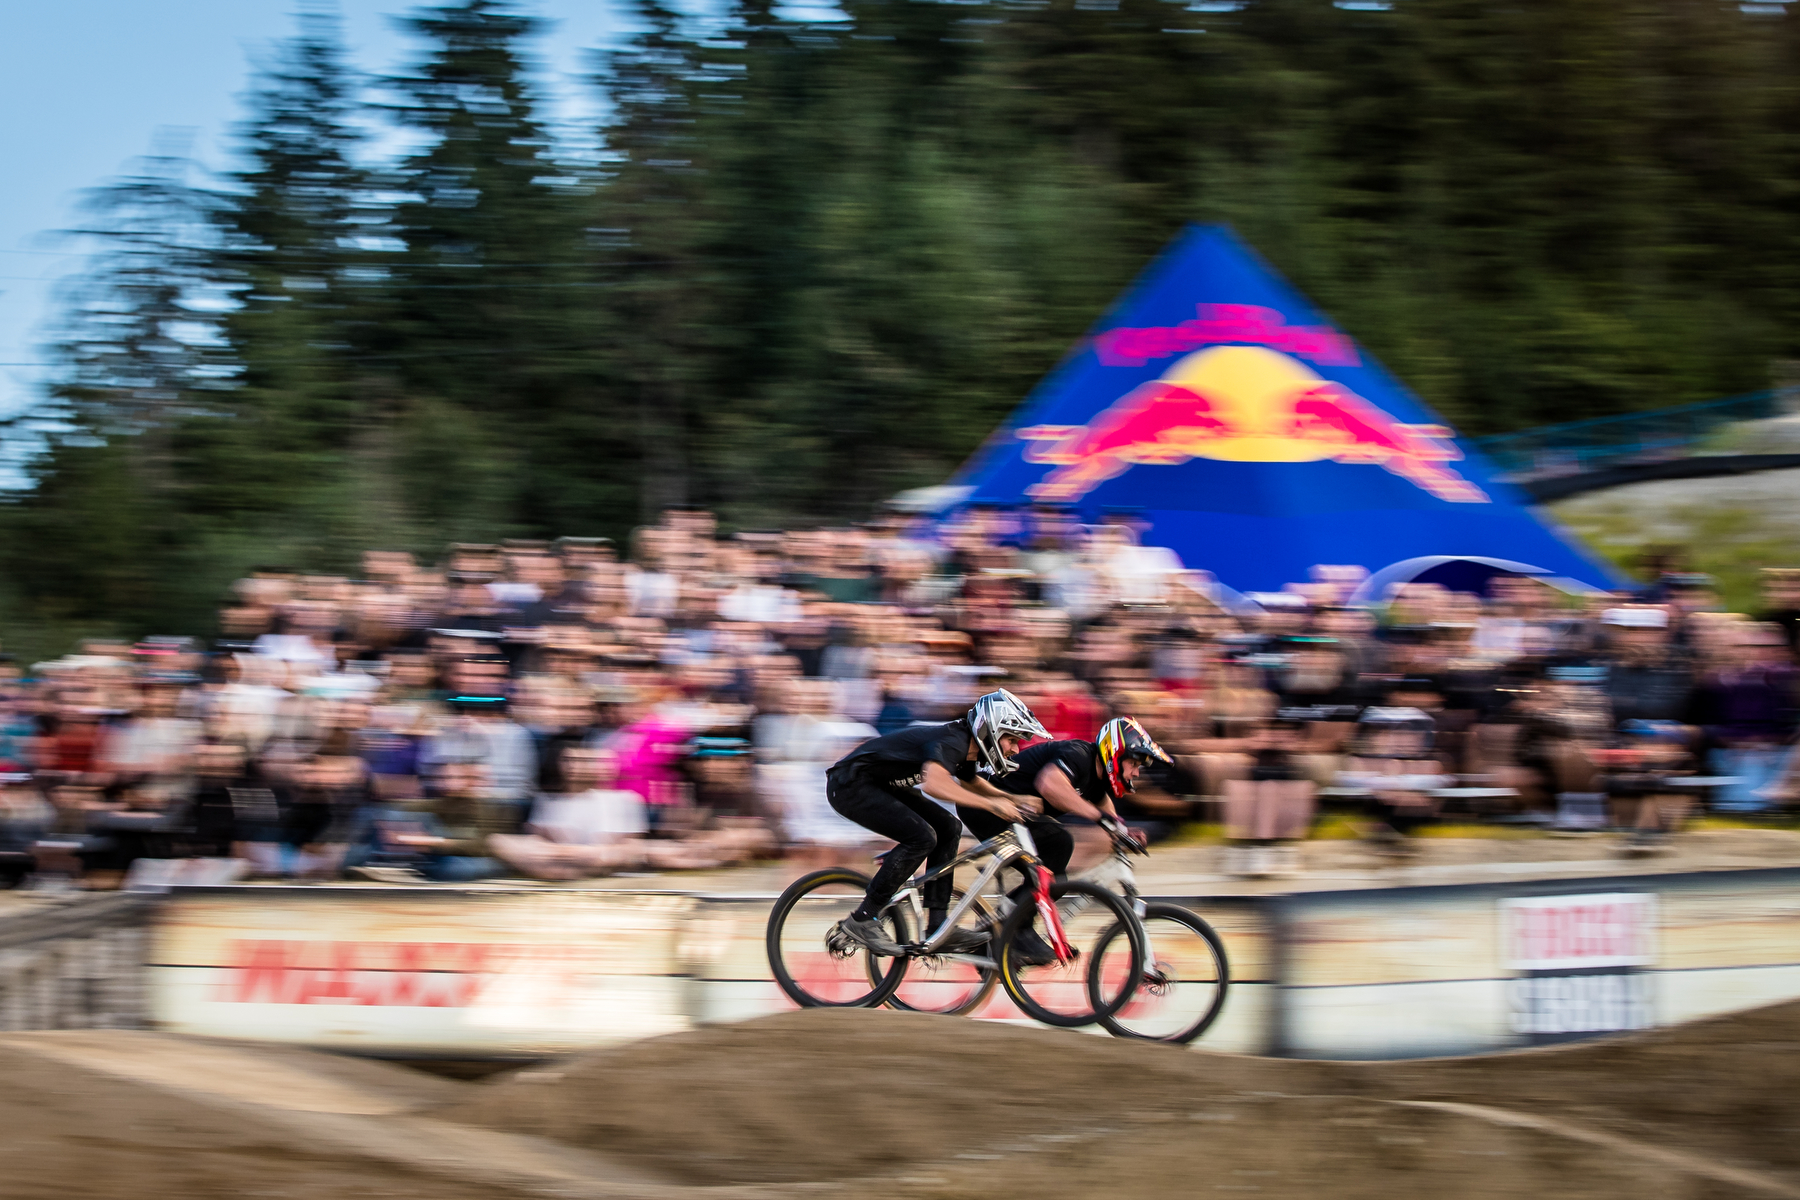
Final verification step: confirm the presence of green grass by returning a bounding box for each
[1685,814,1800,833]
[1308,813,1369,840]
[1414,822,1544,839]
[1549,496,1800,612]
[1159,822,1224,846]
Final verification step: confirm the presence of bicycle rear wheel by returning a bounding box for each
[879,889,1000,1017]
[767,868,907,1009]
[1092,903,1230,1044]
[997,880,1144,1028]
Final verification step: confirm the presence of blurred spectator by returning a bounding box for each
[347,759,507,883]
[1601,607,1692,725]
[3,502,1798,891]
[1690,621,1797,812]
[1222,717,1314,877]
[278,754,365,878]
[1344,703,1449,850]
[491,746,648,879]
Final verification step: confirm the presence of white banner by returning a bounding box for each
[1500,892,1657,972]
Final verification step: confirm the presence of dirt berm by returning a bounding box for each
[438,1003,1800,1198]
[4,1003,1800,1199]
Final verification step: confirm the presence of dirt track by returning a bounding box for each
[5,1002,1800,1199]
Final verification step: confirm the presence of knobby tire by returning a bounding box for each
[766,867,907,1009]
[1093,902,1230,1044]
[997,879,1145,1028]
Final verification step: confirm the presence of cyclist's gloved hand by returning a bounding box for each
[1099,815,1147,853]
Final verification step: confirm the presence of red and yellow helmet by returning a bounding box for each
[1096,716,1172,799]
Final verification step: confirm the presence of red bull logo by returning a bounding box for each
[1094,303,1360,369]
[1017,346,1487,503]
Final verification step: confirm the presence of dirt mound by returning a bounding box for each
[432,1010,1303,1185]
[5,1002,1800,1199]
[0,1031,683,1200]
[0,1035,493,1200]
[436,1003,1800,1196]
[1359,999,1800,1182]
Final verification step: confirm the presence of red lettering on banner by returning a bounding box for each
[304,941,363,1004]
[228,939,307,1004]
[212,939,521,1007]
[382,942,435,1007]
[1502,894,1653,971]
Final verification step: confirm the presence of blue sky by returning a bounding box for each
[0,0,629,426]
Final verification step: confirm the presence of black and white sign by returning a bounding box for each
[1500,892,1656,1043]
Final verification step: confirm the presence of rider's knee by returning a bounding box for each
[896,826,938,855]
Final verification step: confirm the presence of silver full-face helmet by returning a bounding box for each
[967,688,1050,774]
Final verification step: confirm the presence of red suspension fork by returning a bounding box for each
[1032,865,1074,963]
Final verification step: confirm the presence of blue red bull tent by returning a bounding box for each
[950,224,1621,595]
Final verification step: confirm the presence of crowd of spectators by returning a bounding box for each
[0,503,1795,889]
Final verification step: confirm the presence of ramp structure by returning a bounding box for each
[954,225,1620,593]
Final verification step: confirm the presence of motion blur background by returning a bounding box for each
[5,13,1800,1197]
[5,0,1800,658]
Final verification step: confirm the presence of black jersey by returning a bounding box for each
[991,739,1107,805]
[830,720,977,790]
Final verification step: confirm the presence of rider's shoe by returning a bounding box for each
[932,926,991,954]
[835,916,905,957]
[1010,927,1059,967]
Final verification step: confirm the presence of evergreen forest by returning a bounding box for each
[9,0,1800,650]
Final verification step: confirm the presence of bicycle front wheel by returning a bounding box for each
[879,889,1000,1017]
[767,868,907,1009]
[1092,903,1230,1043]
[997,880,1144,1028]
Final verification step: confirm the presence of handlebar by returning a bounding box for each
[1098,816,1148,856]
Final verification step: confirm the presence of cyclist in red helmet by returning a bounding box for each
[984,716,1169,836]
[973,716,1169,960]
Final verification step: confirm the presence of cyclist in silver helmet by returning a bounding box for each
[824,689,1050,955]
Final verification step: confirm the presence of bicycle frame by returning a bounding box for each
[881,822,1076,965]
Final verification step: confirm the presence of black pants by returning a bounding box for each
[827,767,962,918]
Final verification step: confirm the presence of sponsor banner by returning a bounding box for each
[1499,892,1657,1044]
[148,873,1800,1061]
[1507,971,1654,1038]
[1500,892,1657,971]
[151,890,696,1053]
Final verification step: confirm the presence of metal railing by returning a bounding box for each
[1472,390,1781,478]
[0,894,155,1031]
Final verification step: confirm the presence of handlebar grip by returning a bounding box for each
[1099,817,1149,855]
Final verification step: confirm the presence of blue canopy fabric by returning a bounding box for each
[953,225,1622,594]
[1347,556,1607,606]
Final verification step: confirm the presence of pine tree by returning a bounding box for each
[382,0,611,539]
[2,137,235,631]
[206,4,374,529]
[587,0,717,521]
